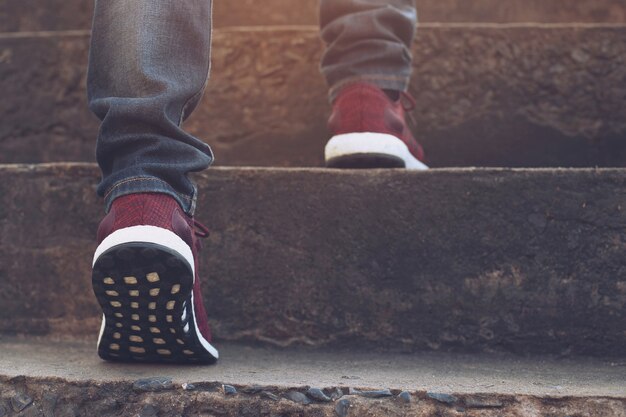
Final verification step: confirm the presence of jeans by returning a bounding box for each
[87,0,417,214]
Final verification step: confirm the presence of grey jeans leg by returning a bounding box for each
[319,0,417,101]
[87,0,214,214]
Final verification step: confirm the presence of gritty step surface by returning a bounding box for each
[1,163,626,357]
[1,337,625,417]
[1,336,625,396]
[1,26,626,167]
[2,0,625,32]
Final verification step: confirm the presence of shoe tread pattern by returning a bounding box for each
[92,242,216,364]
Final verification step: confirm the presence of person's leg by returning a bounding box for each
[319,0,427,170]
[88,0,219,364]
[319,0,417,101]
[88,0,214,215]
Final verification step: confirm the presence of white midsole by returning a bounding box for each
[93,225,219,359]
[97,313,106,346]
[325,132,429,170]
[190,290,220,359]
[92,225,194,274]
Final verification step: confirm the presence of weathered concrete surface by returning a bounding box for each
[1,164,626,357]
[4,338,624,396]
[1,26,626,167]
[0,338,624,417]
[0,338,626,417]
[2,0,626,32]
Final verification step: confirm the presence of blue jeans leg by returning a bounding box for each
[319,0,417,101]
[88,0,417,213]
[87,0,214,215]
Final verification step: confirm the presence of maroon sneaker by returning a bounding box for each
[91,193,219,364]
[325,82,428,170]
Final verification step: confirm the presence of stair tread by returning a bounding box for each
[2,0,625,34]
[1,336,624,397]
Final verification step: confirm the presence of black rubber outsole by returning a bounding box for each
[326,153,406,169]
[92,242,217,364]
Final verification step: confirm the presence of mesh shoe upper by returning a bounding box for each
[328,82,426,162]
[96,192,213,343]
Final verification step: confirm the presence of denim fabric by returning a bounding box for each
[87,0,214,214]
[87,0,416,214]
[320,0,417,101]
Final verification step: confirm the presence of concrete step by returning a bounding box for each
[0,337,624,417]
[1,25,625,168]
[1,163,625,357]
[2,0,625,32]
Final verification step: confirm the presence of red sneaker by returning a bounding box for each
[91,193,219,364]
[325,82,428,170]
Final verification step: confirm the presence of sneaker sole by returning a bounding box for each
[325,132,429,170]
[92,226,219,364]
[326,153,406,169]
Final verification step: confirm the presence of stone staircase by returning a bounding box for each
[1,1,625,416]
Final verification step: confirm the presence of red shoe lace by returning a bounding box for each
[400,91,416,112]
[192,219,210,252]
[193,219,210,238]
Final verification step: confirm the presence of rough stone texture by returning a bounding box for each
[285,391,312,405]
[1,337,625,402]
[335,399,351,417]
[132,378,174,393]
[0,32,94,165]
[308,388,332,403]
[2,0,626,32]
[428,392,459,405]
[2,375,624,417]
[10,393,32,412]
[398,391,412,403]
[1,26,626,168]
[1,164,626,356]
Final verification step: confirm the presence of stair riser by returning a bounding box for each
[1,27,626,167]
[1,164,625,356]
[2,0,626,32]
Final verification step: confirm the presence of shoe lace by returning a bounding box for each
[400,91,416,112]
[193,219,210,238]
[401,90,419,132]
[191,219,210,253]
